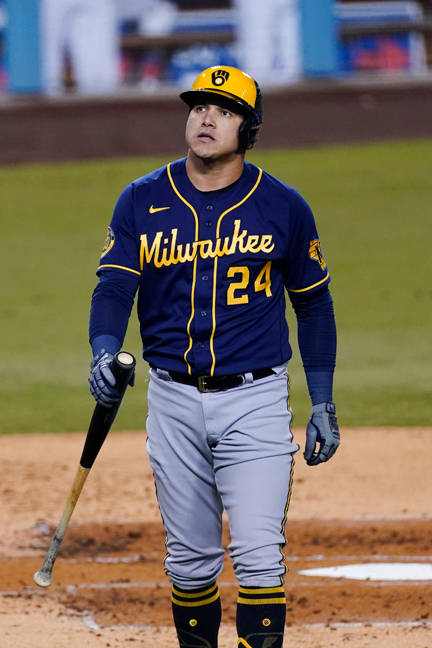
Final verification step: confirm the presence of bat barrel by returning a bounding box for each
[33,567,53,588]
[33,464,90,588]
[33,534,61,587]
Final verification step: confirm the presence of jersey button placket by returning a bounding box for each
[205,204,213,229]
[192,207,216,373]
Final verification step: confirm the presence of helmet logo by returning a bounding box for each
[212,69,229,86]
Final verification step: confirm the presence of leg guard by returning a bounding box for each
[236,585,286,648]
[172,582,221,648]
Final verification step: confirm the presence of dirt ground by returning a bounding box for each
[1,427,431,647]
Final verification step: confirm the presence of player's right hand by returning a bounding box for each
[88,350,120,407]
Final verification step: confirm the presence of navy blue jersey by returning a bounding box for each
[96,158,330,375]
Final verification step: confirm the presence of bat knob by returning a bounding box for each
[33,569,52,588]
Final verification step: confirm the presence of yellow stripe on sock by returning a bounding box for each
[172,591,220,607]
[237,596,286,605]
[238,586,285,595]
[172,583,218,599]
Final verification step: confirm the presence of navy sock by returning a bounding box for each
[172,582,221,648]
[236,585,286,648]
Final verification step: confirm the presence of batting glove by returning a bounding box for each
[304,402,340,466]
[89,350,120,408]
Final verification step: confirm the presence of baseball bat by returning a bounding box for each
[33,351,136,588]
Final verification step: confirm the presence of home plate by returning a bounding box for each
[298,563,432,581]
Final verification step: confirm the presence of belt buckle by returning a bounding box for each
[197,375,216,393]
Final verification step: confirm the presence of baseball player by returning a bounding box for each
[88,65,339,648]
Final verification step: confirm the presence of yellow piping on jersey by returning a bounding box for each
[209,167,263,375]
[289,272,329,293]
[97,263,141,276]
[167,163,199,374]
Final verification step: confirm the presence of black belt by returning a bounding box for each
[166,368,275,393]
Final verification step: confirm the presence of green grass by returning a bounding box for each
[2,139,431,432]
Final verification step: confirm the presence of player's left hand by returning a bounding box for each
[304,402,340,466]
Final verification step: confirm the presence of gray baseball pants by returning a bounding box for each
[146,364,298,589]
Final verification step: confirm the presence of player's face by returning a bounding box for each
[185,103,244,160]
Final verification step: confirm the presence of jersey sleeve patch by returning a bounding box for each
[309,239,327,270]
[101,226,115,258]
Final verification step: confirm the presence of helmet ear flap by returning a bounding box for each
[239,116,261,150]
[239,81,263,150]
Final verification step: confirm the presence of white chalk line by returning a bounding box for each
[304,620,432,629]
[2,568,432,599]
[68,579,432,590]
[68,553,147,564]
[80,610,432,633]
[42,515,432,524]
[286,555,432,563]
[62,553,432,565]
[2,585,430,634]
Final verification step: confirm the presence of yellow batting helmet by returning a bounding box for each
[180,65,263,150]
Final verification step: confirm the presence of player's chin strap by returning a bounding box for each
[238,639,253,648]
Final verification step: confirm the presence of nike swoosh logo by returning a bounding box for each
[149,205,170,214]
